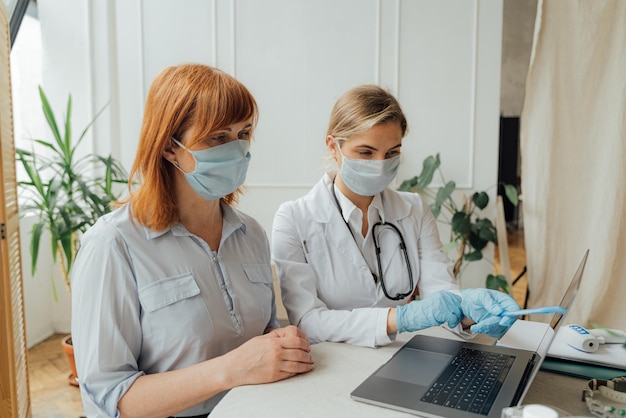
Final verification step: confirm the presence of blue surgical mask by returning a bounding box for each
[336,142,400,196]
[171,138,251,201]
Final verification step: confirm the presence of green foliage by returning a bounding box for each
[398,153,518,292]
[486,274,511,293]
[16,87,127,297]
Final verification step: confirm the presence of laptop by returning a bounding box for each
[350,250,589,418]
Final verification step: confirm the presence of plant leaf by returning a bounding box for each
[451,211,471,236]
[464,249,483,261]
[468,232,488,251]
[63,94,73,159]
[430,202,441,218]
[397,176,418,192]
[434,181,455,211]
[29,222,44,275]
[473,191,489,210]
[486,274,510,293]
[416,154,440,190]
[504,184,519,206]
[475,218,497,242]
[442,241,457,253]
[60,233,74,275]
[77,101,110,146]
[38,86,63,147]
[51,276,59,303]
[16,150,45,197]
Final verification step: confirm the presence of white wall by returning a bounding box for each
[20,217,71,346]
[23,0,503,346]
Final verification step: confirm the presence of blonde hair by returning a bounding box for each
[124,64,258,230]
[327,84,408,145]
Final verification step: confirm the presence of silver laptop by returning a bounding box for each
[350,250,589,418]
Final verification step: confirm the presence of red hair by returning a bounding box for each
[125,64,258,230]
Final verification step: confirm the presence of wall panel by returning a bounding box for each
[236,0,380,188]
[396,0,477,188]
[113,0,145,169]
[142,0,216,86]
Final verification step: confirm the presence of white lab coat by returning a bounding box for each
[272,173,461,348]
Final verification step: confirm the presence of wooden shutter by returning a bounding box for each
[0,3,31,418]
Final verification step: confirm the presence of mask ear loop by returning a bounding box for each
[169,137,190,174]
[169,160,188,175]
[333,138,344,159]
[171,137,190,151]
[328,135,345,163]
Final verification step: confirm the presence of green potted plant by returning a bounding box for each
[398,154,518,292]
[16,86,127,385]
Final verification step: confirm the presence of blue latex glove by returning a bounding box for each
[396,290,463,333]
[460,288,521,338]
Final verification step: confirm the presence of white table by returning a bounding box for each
[211,327,591,417]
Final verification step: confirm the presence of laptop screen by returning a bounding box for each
[549,250,589,329]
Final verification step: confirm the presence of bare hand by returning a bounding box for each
[223,325,314,387]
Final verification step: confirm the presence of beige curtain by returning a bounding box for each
[520,0,626,329]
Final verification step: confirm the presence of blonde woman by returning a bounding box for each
[272,85,520,348]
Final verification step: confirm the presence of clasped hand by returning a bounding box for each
[460,288,521,338]
[225,325,314,387]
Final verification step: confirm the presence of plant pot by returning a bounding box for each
[61,334,79,387]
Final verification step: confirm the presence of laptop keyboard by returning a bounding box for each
[421,347,515,416]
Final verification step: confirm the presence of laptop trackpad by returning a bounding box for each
[375,348,452,386]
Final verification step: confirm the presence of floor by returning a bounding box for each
[27,227,526,418]
[28,334,84,418]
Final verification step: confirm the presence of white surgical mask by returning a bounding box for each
[171,138,251,201]
[335,142,400,196]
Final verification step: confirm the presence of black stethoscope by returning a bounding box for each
[330,176,414,300]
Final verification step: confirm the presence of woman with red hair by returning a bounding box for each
[71,64,313,418]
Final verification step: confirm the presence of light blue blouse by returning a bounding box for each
[71,203,278,417]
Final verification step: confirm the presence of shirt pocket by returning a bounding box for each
[138,273,212,343]
[139,273,201,312]
[301,235,332,275]
[242,263,274,323]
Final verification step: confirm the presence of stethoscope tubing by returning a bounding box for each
[330,176,414,300]
[371,221,414,300]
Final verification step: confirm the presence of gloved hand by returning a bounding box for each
[460,288,521,338]
[396,290,463,333]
